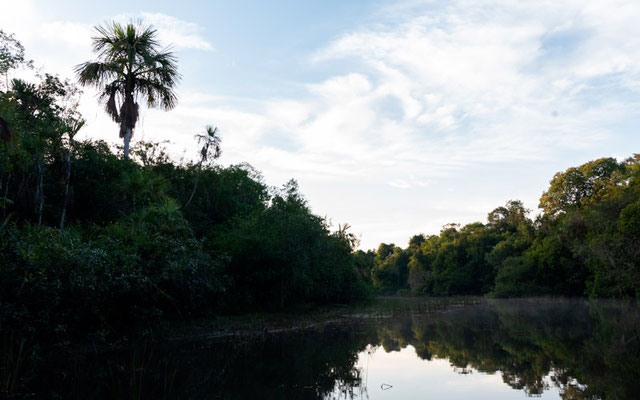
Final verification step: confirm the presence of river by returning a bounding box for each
[16,297,640,399]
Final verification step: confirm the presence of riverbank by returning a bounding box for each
[149,296,486,346]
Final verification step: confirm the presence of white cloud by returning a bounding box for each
[106,12,213,51]
[167,0,640,247]
[296,0,640,179]
[4,0,640,248]
[40,21,94,49]
[139,12,214,51]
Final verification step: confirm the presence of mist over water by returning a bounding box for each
[18,298,640,399]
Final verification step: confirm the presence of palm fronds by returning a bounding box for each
[74,20,180,158]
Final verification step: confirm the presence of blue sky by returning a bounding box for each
[2,0,640,249]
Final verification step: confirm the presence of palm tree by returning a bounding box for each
[184,125,221,208]
[75,21,180,159]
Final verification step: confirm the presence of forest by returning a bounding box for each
[0,26,369,347]
[361,155,640,298]
[1,25,640,350]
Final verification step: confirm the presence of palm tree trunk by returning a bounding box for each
[36,162,44,226]
[123,128,132,159]
[59,150,71,230]
[1,174,9,220]
[184,164,202,208]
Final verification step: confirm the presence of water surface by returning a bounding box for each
[20,298,640,399]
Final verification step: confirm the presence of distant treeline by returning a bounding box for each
[358,156,640,297]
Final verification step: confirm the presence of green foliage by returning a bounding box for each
[539,157,625,216]
[491,256,540,297]
[400,222,500,296]
[618,200,640,236]
[215,181,368,309]
[0,73,84,226]
[0,132,369,340]
[70,140,135,223]
[374,154,640,299]
[0,217,224,343]
[353,249,375,283]
[0,30,32,90]
[371,244,409,293]
[170,163,269,236]
[0,44,369,348]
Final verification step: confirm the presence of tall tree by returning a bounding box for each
[0,29,32,91]
[75,21,180,159]
[184,125,221,208]
[59,119,85,229]
[539,158,624,216]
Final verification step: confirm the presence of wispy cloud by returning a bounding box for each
[107,12,214,51]
[4,0,640,248]
[270,0,640,184]
[0,5,213,81]
[139,12,214,51]
[139,0,640,248]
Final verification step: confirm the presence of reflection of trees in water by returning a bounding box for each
[22,323,373,400]
[369,299,640,399]
[11,299,640,399]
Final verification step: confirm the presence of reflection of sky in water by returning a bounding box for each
[331,345,560,399]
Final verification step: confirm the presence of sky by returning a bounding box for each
[2,0,640,249]
[349,345,562,399]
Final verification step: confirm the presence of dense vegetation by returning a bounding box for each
[363,156,640,298]
[2,24,640,352]
[0,31,368,352]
